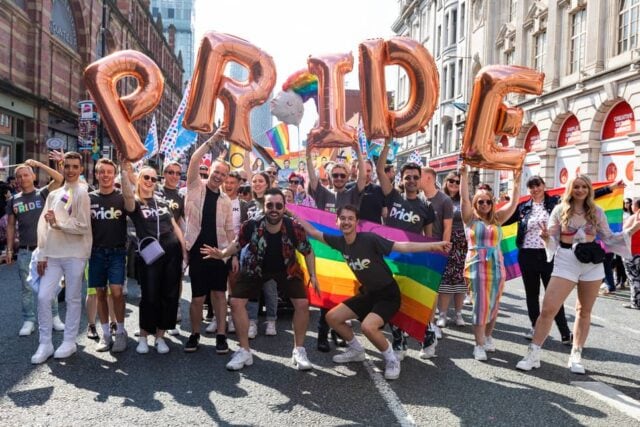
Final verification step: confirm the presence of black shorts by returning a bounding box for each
[232,271,307,300]
[189,251,229,297]
[343,282,401,324]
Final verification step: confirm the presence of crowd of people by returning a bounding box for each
[3,128,640,381]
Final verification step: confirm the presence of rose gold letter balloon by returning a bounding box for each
[306,53,357,148]
[184,32,276,151]
[84,50,164,162]
[359,37,439,139]
[460,65,544,170]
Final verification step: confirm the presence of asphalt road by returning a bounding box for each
[0,261,639,426]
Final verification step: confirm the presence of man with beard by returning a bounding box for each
[293,205,450,380]
[347,159,387,224]
[203,188,319,371]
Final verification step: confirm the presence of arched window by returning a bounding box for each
[50,0,77,50]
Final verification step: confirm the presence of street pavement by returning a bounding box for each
[0,261,639,426]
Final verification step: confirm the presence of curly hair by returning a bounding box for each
[559,174,597,229]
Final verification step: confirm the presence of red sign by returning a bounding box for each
[626,161,634,181]
[428,153,459,172]
[559,167,568,184]
[602,101,635,140]
[605,163,617,181]
[524,126,540,152]
[558,115,581,147]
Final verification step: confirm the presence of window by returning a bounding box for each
[457,59,463,95]
[618,0,640,53]
[448,63,455,99]
[534,31,546,71]
[433,124,440,155]
[420,7,429,40]
[442,66,448,100]
[168,8,175,18]
[570,9,586,73]
[398,73,407,106]
[152,6,159,17]
[444,121,453,152]
[508,0,518,22]
[505,48,514,65]
[412,18,420,39]
[436,25,442,56]
[444,13,449,47]
[452,9,458,45]
[460,3,466,38]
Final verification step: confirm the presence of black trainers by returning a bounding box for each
[215,334,229,354]
[87,324,99,340]
[184,333,200,353]
[317,329,330,353]
[561,333,573,346]
[331,330,347,347]
[110,322,117,336]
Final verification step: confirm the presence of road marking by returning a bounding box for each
[363,360,416,426]
[572,381,640,421]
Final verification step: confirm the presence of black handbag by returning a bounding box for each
[573,242,605,264]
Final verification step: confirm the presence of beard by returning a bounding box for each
[266,213,283,225]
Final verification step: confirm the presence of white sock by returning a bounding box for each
[116,323,125,334]
[382,343,397,361]
[101,323,111,337]
[347,337,364,352]
[531,343,541,351]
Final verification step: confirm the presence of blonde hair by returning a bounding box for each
[472,190,498,225]
[135,166,157,204]
[560,174,597,228]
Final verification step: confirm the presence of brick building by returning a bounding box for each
[0,0,184,181]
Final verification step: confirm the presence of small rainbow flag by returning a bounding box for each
[289,205,448,341]
[265,122,290,157]
[502,182,623,281]
[283,70,318,104]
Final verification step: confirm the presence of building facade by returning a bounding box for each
[0,0,183,181]
[150,0,195,83]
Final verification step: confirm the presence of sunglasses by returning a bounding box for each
[266,171,276,175]
[265,202,284,210]
[332,173,347,179]
[403,175,420,181]
[527,180,542,188]
[289,180,300,184]
[447,179,460,185]
[142,175,158,183]
[164,170,180,176]
[477,199,493,206]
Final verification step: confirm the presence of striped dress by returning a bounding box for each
[464,219,506,325]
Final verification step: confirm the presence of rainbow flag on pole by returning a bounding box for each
[265,122,290,156]
[289,205,448,341]
[502,182,623,281]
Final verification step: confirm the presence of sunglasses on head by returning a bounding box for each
[142,175,158,183]
[447,178,460,185]
[477,199,493,206]
[332,173,347,179]
[265,202,284,210]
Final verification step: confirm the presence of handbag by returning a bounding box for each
[137,199,165,265]
[573,241,605,264]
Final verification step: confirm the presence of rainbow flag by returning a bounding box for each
[502,182,623,281]
[289,205,448,341]
[266,123,290,157]
[283,69,318,104]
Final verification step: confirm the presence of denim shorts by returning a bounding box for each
[88,247,127,288]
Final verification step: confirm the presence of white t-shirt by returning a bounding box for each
[230,197,241,235]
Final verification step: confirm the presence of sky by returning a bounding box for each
[193,0,399,150]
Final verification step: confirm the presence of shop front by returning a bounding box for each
[555,115,582,187]
[428,153,460,187]
[599,101,635,197]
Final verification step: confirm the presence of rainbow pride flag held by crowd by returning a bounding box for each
[501,182,623,281]
[289,205,449,341]
[266,123,290,157]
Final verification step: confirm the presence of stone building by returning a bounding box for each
[0,0,183,181]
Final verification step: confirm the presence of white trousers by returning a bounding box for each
[38,257,86,345]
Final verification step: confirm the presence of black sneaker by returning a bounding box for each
[87,324,99,340]
[215,334,229,354]
[561,333,573,346]
[110,322,117,336]
[184,333,200,353]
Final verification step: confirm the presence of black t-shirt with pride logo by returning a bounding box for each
[129,196,174,239]
[385,189,434,235]
[157,186,184,221]
[90,190,128,248]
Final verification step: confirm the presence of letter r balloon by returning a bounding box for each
[460,65,544,170]
[183,32,276,151]
[83,50,164,162]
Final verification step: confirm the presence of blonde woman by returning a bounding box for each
[460,166,521,361]
[121,163,187,355]
[517,175,640,374]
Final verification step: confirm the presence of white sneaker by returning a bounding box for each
[394,350,405,361]
[568,347,586,374]
[136,337,149,354]
[473,345,488,361]
[155,337,170,354]
[53,341,77,359]
[419,338,437,359]
[96,335,113,352]
[248,321,258,339]
[332,347,366,363]
[516,345,542,371]
[265,320,277,336]
[52,316,65,331]
[484,336,496,353]
[226,348,253,371]
[292,347,312,370]
[433,324,443,339]
[227,317,235,333]
[463,294,473,306]
[206,319,217,334]
[455,312,466,327]
[167,328,180,336]
[384,358,401,380]
[19,321,35,336]
[112,332,128,353]
[436,315,447,328]
[31,343,54,364]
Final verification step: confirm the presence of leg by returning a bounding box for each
[326,303,358,342]
[190,296,205,334]
[17,250,37,323]
[438,293,452,319]
[473,324,486,346]
[263,279,278,322]
[531,277,576,346]
[519,250,543,327]
[86,292,98,326]
[573,280,601,348]
[541,269,571,338]
[109,285,125,324]
[453,292,465,313]
[290,298,310,348]
[61,258,87,343]
[37,259,64,345]
[96,287,110,330]
[230,297,250,350]
[360,313,388,352]
[212,291,228,334]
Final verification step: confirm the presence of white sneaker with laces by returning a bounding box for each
[52,316,65,331]
[19,321,35,337]
[53,341,77,359]
[226,348,253,370]
[332,347,366,363]
[419,338,437,359]
[227,317,235,333]
[136,337,149,354]
[31,343,54,364]
[265,320,277,336]
[516,345,541,371]
[473,345,488,361]
[96,335,113,352]
[455,313,466,327]
[436,315,447,328]
[248,321,258,339]
[167,328,180,336]
[568,347,586,374]
[433,324,443,339]
[384,358,401,380]
[484,336,496,352]
[292,347,312,370]
[206,319,217,334]
[155,337,170,354]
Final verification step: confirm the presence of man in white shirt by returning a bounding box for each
[31,151,92,364]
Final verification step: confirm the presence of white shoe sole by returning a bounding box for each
[516,361,540,371]
[226,358,253,371]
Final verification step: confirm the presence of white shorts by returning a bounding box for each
[551,247,605,283]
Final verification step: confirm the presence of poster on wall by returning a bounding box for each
[555,147,581,187]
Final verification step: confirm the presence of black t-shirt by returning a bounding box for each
[385,189,435,234]
[157,186,184,221]
[262,230,285,273]
[324,232,395,292]
[358,183,386,224]
[308,183,361,213]
[6,188,49,247]
[193,188,219,250]
[89,190,127,248]
[129,197,174,239]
